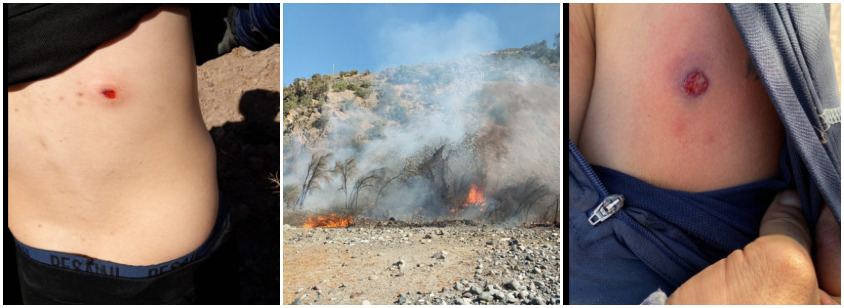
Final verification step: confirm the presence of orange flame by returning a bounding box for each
[303,214,354,228]
[463,184,486,208]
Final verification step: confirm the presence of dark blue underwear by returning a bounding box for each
[14,209,226,279]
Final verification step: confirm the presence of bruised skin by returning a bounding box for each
[578,4,783,192]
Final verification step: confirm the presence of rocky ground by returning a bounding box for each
[282,224,560,305]
[193,45,280,304]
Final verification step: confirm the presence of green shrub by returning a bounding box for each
[349,69,358,76]
[387,105,409,124]
[339,71,347,78]
[308,76,329,101]
[364,69,371,76]
[360,81,372,88]
[354,87,371,99]
[333,81,349,92]
[283,100,297,115]
[350,137,366,153]
[312,114,328,129]
[377,85,400,106]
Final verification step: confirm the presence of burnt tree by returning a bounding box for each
[295,153,333,209]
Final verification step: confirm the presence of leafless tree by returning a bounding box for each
[333,157,358,209]
[295,153,333,209]
[516,177,551,223]
[350,168,384,216]
[283,185,300,208]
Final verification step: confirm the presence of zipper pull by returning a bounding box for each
[589,194,625,226]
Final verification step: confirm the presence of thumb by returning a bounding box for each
[760,189,812,251]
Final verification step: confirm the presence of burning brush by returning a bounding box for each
[451,184,487,214]
[303,214,354,228]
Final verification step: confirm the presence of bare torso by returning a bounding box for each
[8,5,218,265]
[570,4,784,192]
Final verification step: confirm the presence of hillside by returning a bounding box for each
[282,37,560,226]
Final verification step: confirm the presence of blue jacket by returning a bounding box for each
[568,4,840,304]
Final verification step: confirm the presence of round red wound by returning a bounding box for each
[102,89,116,99]
[683,71,708,97]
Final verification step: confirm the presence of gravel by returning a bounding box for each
[283,226,560,305]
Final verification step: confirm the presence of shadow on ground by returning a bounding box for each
[197,89,281,304]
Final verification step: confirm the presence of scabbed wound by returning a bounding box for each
[683,71,709,97]
[102,89,116,99]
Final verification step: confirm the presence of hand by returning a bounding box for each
[815,204,841,303]
[667,190,838,304]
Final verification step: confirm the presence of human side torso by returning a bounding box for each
[577,4,784,193]
[7,5,218,265]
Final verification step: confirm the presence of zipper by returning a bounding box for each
[569,140,610,196]
[569,139,625,225]
[588,194,625,225]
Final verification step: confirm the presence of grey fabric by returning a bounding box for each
[727,4,841,226]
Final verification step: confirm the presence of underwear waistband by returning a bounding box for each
[14,208,225,279]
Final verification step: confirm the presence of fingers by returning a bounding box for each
[759,190,812,251]
[819,289,840,305]
[667,189,820,304]
[815,205,841,297]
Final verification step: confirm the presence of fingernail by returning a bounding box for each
[778,190,801,207]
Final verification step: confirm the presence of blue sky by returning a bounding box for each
[283,3,560,86]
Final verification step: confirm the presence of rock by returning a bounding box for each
[362,300,371,305]
[432,251,447,259]
[314,295,323,303]
[369,275,378,281]
[519,290,529,299]
[424,233,433,239]
[377,253,384,256]
[292,294,307,305]
[504,279,522,291]
[493,290,505,300]
[313,285,321,291]
[533,268,542,274]
[499,237,511,243]
[470,284,482,295]
[340,283,347,288]
[506,294,519,303]
[397,294,407,304]
[532,296,546,305]
[295,288,304,294]
[486,240,493,245]
[478,292,493,302]
[455,281,464,290]
[436,229,444,235]
[283,224,292,230]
